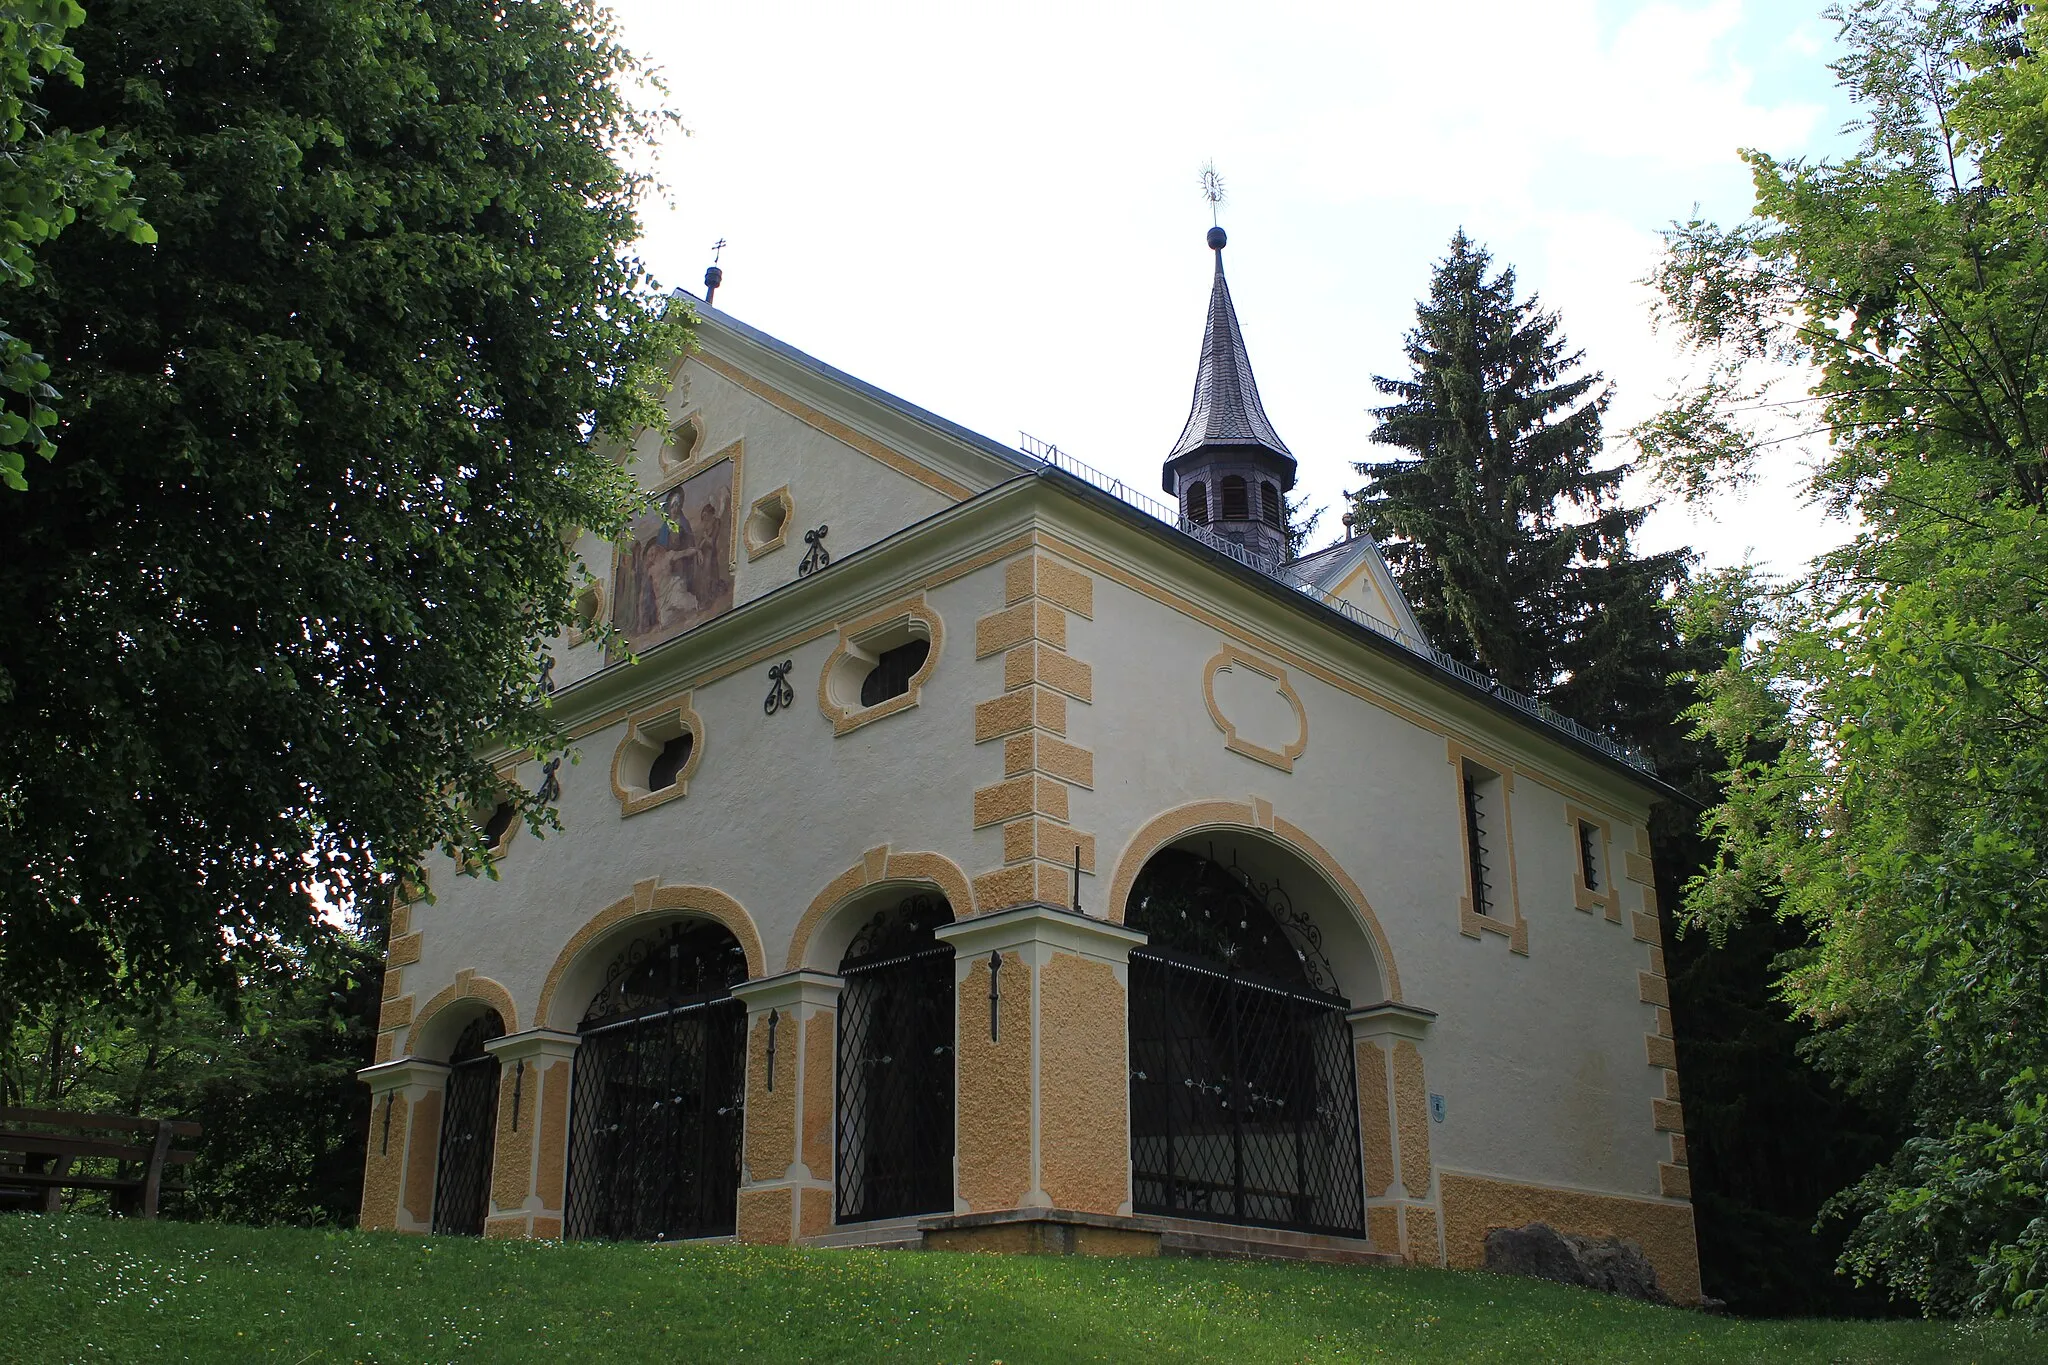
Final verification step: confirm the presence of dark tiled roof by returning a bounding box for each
[1168,252,1294,463]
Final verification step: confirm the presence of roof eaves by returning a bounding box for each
[675,290,1038,477]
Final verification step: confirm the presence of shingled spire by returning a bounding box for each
[1163,226,1298,563]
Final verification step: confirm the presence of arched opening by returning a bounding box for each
[835,892,956,1223]
[564,918,749,1241]
[431,1009,505,1236]
[1186,481,1210,525]
[647,732,694,790]
[1220,475,1249,520]
[1125,843,1366,1235]
[861,638,931,706]
[480,802,516,851]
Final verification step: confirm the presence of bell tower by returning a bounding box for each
[1161,225,1297,564]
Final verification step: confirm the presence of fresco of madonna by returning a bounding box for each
[611,458,736,654]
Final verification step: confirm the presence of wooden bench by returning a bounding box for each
[0,1107,202,1218]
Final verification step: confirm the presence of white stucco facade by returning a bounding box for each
[358,299,1700,1300]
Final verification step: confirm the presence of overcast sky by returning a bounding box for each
[604,0,1859,574]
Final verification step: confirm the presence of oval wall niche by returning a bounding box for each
[1204,646,1309,773]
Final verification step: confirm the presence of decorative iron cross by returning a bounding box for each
[798,524,830,576]
[763,659,795,715]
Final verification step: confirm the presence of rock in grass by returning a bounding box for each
[1482,1223,1671,1305]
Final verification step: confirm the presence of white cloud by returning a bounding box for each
[607,0,1854,574]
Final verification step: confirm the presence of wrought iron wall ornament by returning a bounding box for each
[987,950,1003,1042]
[763,660,795,715]
[798,524,830,576]
[765,1008,780,1092]
[536,757,562,806]
[381,1093,393,1155]
[510,1058,525,1131]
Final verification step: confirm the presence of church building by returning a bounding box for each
[357,228,1702,1303]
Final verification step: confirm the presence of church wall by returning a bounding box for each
[400,557,1008,1035]
[1070,563,1673,1199]
[372,478,1693,1296]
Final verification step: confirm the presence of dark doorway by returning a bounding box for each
[564,919,749,1241]
[1126,846,1366,1235]
[835,893,955,1223]
[431,1010,506,1236]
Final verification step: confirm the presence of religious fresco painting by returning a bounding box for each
[611,458,736,654]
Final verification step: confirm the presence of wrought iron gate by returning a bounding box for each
[1126,847,1366,1236]
[432,1011,505,1236]
[835,894,955,1223]
[564,920,748,1242]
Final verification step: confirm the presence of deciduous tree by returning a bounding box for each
[0,0,685,1016]
[1644,0,2048,1317]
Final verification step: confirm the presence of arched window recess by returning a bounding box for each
[836,893,956,1224]
[1128,843,1343,1002]
[431,1010,506,1237]
[1125,843,1365,1237]
[565,919,749,1242]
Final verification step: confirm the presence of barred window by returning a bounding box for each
[1462,763,1503,917]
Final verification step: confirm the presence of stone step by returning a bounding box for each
[803,1214,926,1250]
[1152,1216,1398,1267]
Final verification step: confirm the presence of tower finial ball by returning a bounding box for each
[1207,226,1227,251]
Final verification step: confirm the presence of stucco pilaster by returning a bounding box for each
[357,1056,450,1234]
[1348,1001,1439,1262]
[479,1029,580,1239]
[731,970,842,1243]
[937,903,1145,1218]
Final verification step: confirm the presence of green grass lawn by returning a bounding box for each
[0,1213,2034,1364]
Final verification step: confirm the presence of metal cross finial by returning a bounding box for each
[1200,161,1226,225]
[711,238,727,263]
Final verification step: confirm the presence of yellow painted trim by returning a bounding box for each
[409,971,519,1057]
[1564,803,1622,922]
[693,350,975,501]
[816,592,944,736]
[607,689,705,817]
[784,847,977,971]
[1438,1169,1700,1304]
[1201,643,1309,774]
[536,882,767,1028]
[1103,798,1403,1002]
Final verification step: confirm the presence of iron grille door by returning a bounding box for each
[1129,950,1365,1234]
[564,997,746,1241]
[431,1050,501,1236]
[835,944,955,1222]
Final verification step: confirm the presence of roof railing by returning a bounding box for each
[1015,433,1657,775]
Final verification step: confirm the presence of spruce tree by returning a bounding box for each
[1359,234,1898,1313]
[1355,231,1688,712]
